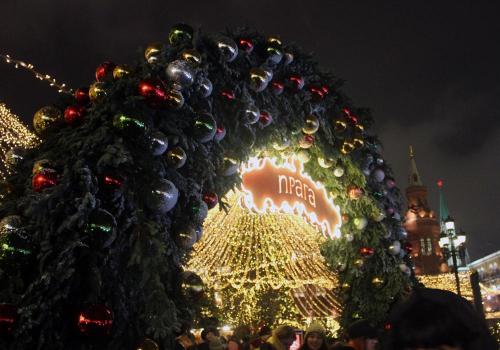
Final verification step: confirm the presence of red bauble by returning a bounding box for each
[360,247,375,257]
[138,79,167,107]
[404,242,413,253]
[214,125,226,142]
[0,304,17,336]
[270,81,284,95]
[102,175,124,190]
[347,185,364,200]
[259,110,273,127]
[74,87,90,105]
[95,62,116,82]
[238,39,254,54]
[288,75,304,90]
[64,105,86,125]
[220,89,235,101]
[203,192,218,210]
[308,85,329,102]
[32,169,58,192]
[77,304,113,337]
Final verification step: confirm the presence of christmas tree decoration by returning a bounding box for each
[5,147,24,168]
[388,241,401,255]
[353,217,368,230]
[270,80,284,95]
[202,192,218,209]
[359,247,375,257]
[220,156,239,176]
[32,169,58,192]
[272,137,290,151]
[333,166,345,177]
[283,52,294,65]
[175,226,198,249]
[32,159,51,174]
[212,35,239,62]
[166,60,195,89]
[238,38,254,54]
[404,242,413,254]
[371,277,384,288]
[197,77,213,98]
[102,175,124,190]
[0,215,24,239]
[297,149,311,163]
[166,147,187,169]
[136,338,159,350]
[144,43,163,64]
[189,199,208,224]
[265,42,283,64]
[344,233,354,242]
[86,209,116,248]
[249,67,270,92]
[214,125,226,142]
[373,168,385,182]
[138,78,167,107]
[180,48,202,66]
[258,110,273,127]
[385,177,396,189]
[302,114,320,134]
[0,303,17,336]
[241,105,260,125]
[318,157,334,169]
[147,179,179,214]
[89,82,106,102]
[308,85,329,102]
[299,134,314,149]
[33,106,62,135]
[220,89,235,101]
[113,114,146,134]
[77,304,113,337]
[191,112,217,143]
[168,23,194,46]
[64,105,86,125]
[74,87,90,105]
[347,185,363,200]
[181,271,204,300]
[334,119,347,133]
[149,131,169,156]
[341,141,355,154]
[164,88,185,110]
[112,65,131,79]
[354,258,364,268]
[95,62,116,82]
[288,75,305,90]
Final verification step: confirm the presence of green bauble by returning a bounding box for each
[191,113,217,143]
[168,23,193,46]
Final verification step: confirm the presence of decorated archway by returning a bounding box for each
[0,25,412,349]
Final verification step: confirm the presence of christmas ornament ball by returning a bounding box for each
[77,304,113,337]
[221,156,239,176]
[144,42,163,64]
[64,105,86,125]
[147,179,179,214]
[32,169,58,192]
[242,105,260,125]
[112,65,131,79]
[318,157,334,169]
[259,110,273,127]
[181,271,204,299]
[197,77,213,98]
[203,192,218,209]
[95,62,116,81]
[33,106,62,134]
[166,59,195,88]
[149,131,169,156]
[302,115,320,134]
[137,338,160,350]
[175,226,198,249]
[5,147,24,167]
[181,48,202,66]
[74,87,90,105]
[192,112,217,143]
[89,82,106,102]
[353,216,368,230]
[333,167,344,177]
[249,67,269,92]
[166,147,187,169]
[0,303,17,336]
[373,168,385,182]
[213,34,239,62]
[388,241,401,255]
[168,23,194,46]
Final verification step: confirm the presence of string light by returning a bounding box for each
[1,54,73,94]
[418,272,473,300]
[188,190,341,327]
[0,103,39,179]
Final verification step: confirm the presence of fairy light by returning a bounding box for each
[1,54,73,94]
[0,103,39,179]
[418,272,473,301]
[188,190,340,327]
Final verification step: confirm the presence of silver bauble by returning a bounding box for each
[214,35,238,62]
[166,60,194,88]
[150,131,168,156]
[148,179,179,214]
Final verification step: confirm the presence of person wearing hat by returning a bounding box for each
[260,325,296,350]
[345,320,378,350]
[209,337,225,350]
[384,288,497,350]
[299,322,328,350]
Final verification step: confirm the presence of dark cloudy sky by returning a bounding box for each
[1,1,499,259]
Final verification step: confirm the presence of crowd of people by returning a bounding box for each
[176,288,497,350]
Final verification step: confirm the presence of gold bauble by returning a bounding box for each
[144,42,163,64]
[89,82,106,101]
[137,338,159,350]
[318,157,334,168]
[302,115,320,134]
[33,106,62,135]
[354,259,364,268]
[297,149,310,163]
[341,141,355,154]
[353,137,364,148]
[165,89,185,110]
[32,159,51,175]
[181,48,202,66]
[267,36,282,46]
[341,282,351,291]
[372,276,384,287]
[334,119,347,132]
[113,65,131,79]
[166,147,187,169]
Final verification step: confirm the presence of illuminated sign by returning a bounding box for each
[241,157,342,239]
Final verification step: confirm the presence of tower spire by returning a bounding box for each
[408,145,423,186]
[438,179,450,232]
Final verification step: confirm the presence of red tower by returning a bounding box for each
[403,146,445,275]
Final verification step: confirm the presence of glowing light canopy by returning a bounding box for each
[241,157,342,239]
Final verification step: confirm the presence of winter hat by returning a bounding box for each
[209,337,224,350]
[305,321,325,340]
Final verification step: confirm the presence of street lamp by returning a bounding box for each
[438,216,465,296]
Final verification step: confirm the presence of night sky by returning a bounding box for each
[1,1,499,259]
